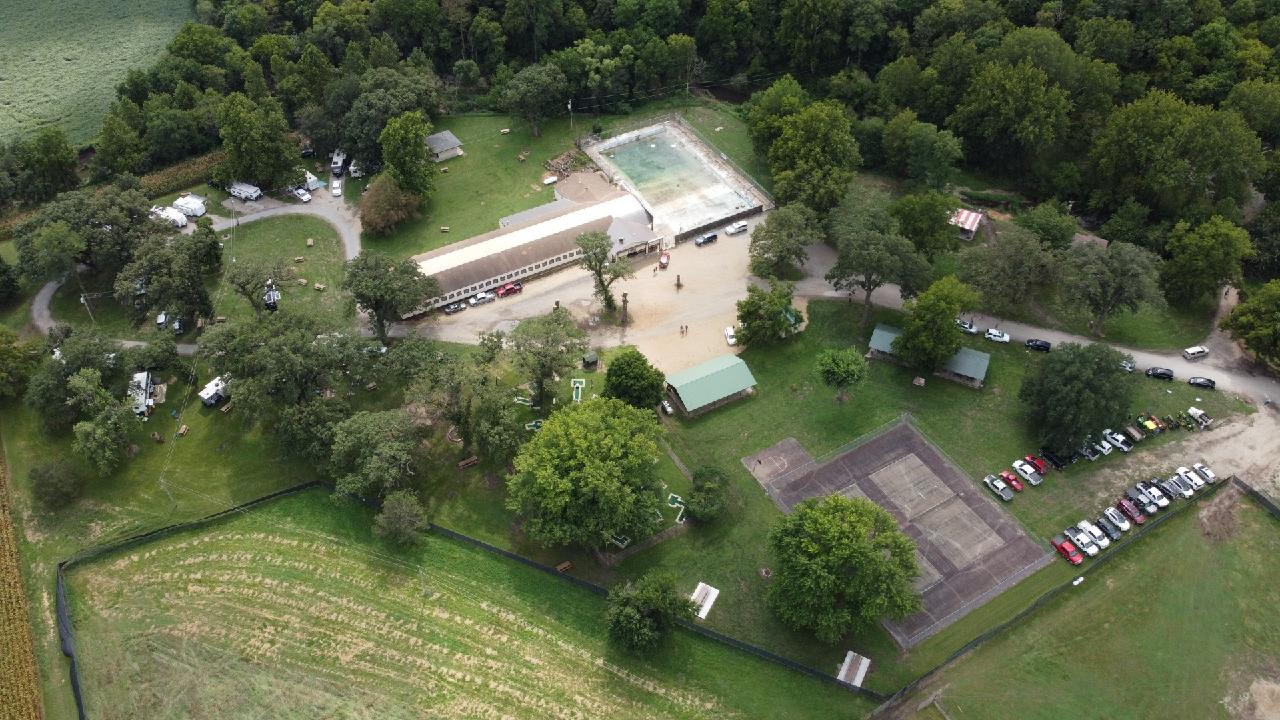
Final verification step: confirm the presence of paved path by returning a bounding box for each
[28,196,363,357]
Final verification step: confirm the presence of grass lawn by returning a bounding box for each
[0,240,33,333]
[50,215,353,339]
[366,98,765,261]
[1054,296,1219,351]
[0,0,191,145]
[924,491,1280,719]
[66,490,875,719]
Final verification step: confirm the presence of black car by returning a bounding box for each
[300,145,315,157]
[1025,338,1052,352]
[1188,376,1216,390]
[1038,447,1067,470]
[694,232,718,246]
[1128,486,1158,514]
[1145,367,1174,380]
[1080,444,1100,461]
[442,301,467,315]
[1158,478,1186,501]
[1095,515,1123,541]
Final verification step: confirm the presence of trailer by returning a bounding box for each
[172,194,207,217]
[199,376,228,406]
[1188,406,1214,429]
[149,205,187,228]
[229,182,263,201]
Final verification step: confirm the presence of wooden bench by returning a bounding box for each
[365,381,377,391]
[215,316,227,324]
[555,561,572,573]
[294,256,305,263]
[440,226,450,233]
[314,283,326,291]
[306,238,315,247]
[456,455,480,470]
[220,402,233,414]
[689,582,720,620]
[177,424,189,437]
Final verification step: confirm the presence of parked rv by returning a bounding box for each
[229,182,263,201]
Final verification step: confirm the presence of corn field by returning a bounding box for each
[0,449,42,720]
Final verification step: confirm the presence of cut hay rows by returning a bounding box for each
[71,517,728,719]
[0,447,42,719]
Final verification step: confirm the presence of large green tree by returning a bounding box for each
[509,307,588,405]
[768,100,861,213]
[1161,216,1253,306]
[749,204,821,278]
[890,191,961,259]
[958,227,1055,315]
[768,495,920,643]
[891,276,978,371]
[881,110,962,190]
[342,252,439,342]
[502,63,567,137]
[1061,241,1163,336]
[379,110,434,195]
[0,329,39,400]
[91,113,147,179]
[743,75,810,153]
[73,399,141,477]
[1221,280,1280,374]
[329,410,418,499]
[602,347,665,410]
[736,279,801,346]
[360,174,422,234]
[113,235,213,323]
[815,347,868,401]
[505,397,663,548]
[1014,202,1078,250]
[1019,343,1135,452]
[948,60,1071,170]
[606,571,695,654]
[575,231,633,312]
[826,183,931,324]
[218,93,299,188]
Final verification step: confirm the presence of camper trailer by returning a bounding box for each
[229,182,263,201]
[172,195,207,217]
[199,376,228,406]
[128,371,154,416]
[149,205,188,228]
[330,149,347,176]
[263,278,282,312]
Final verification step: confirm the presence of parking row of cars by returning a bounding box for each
[441,281,524,315]
[1051,462,1218,565]
[982,453,1054,501]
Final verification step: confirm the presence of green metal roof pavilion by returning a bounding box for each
[868,323,990,385]
[666,354,758,414]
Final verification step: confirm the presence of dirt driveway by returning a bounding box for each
[407,213,776,374]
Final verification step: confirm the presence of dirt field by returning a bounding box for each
[0,447,41,720]
[744,421,1050,648]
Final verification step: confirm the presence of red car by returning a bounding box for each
[658,252,670,269]
[999,469,1024,492]
[1116,497,1146,525]
[496,282,523,297]
[1024,454,1049,474]
[1051,534,1084,565]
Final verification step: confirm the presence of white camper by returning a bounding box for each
[149,205,188,228]
[330,149,347,176]
[229,182,263,201]
[199,376,228,406]
[172,194,207,217]
[128,371,154,416]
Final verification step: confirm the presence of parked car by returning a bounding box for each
[661,399,674,415]
[983,474,1015,502]
[1103,506,1132,532]
[442,301,467,315]
[1012,460,1043,486]
[1127,487,1158,515]
[998,469,1023,492]
[1145,367,1174,380]
[1025,338,1052,352]
[1038,448,1067,470]
[1080,443,1100,462]
[1078,520,1111,549]
[1051,534,1084,565]
[1024,454,1050,475]
[725,221,749,235]
[1182,345,1209,361]
[694,232,718,246]
[1192,462,1217,483]
[292,187,311,202]
[658,252,670,269]
[1161,477,1192,500]
[496,281,523,297]
[1177,466,1205,490]
[1065,527,1100,557]
[1120,360,1137,373]
[469,291,496,306]
[1093,436,1114,456]
[1116,497,1146,525]
[985,328,1011,343]
[331,180,343,197]
[1138,481,1170,508]
[300,145,315,158]
[724,326,737,346]
[1188,376,1216,390]
[1095,515,1123,541]
[956,318,979,335]
[1104,429,1132,453]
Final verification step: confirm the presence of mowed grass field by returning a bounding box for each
[366,99,764,260]
[0,0,192,145]
[68,490,874,720]
[920,488,1280,719]
[50,215,353,338]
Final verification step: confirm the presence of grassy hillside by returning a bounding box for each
[0,0,192,145]
[68,491,874,719]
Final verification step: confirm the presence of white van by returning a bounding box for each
[228,182,263,201]
[1182,346,1209,361]
[726,220,749,235]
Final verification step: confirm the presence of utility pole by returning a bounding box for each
[568,98,574,135]
[621,292,629,325]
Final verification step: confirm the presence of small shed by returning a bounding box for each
[665,355,757,417]
[582,351,599,370]
[939,346,991,388]
[425,130,464,163]
[949,208,985,238]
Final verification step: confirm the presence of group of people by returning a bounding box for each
[679,325,689,336]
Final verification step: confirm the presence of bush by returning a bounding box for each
[374,490,428,545]
[30,461,84,510]
[605,571,694,654]
[685,465,728,522]
[138,150,226,197]
[360,174,422,234]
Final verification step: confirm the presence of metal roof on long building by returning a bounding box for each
[666,354,757,413]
